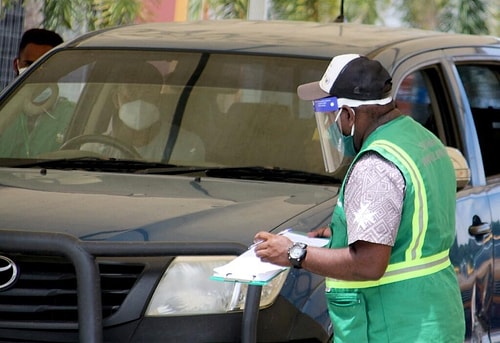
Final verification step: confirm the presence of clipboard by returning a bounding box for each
[211,248,288,285]
[211,230,329,285]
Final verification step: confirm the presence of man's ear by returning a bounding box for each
[13,58,20,75]
[343,105,356,124]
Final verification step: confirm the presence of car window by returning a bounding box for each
[0,49,332,175]
[395,71,437,133]
[396,66,460,150]
[456,64,500,177]
[186,53,327,172]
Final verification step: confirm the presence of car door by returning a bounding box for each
[391,49,499,341]
[454,61,500,342]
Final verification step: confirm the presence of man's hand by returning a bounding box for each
[253,231,293,267]
[307,226,331,238]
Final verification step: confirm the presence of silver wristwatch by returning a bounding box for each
[288,242,307,269]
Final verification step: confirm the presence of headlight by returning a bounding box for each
[145,256,289,316]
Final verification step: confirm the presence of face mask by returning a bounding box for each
[327,109,357,158]
[119,99,160,130]
[17,67,28,75]
[342,113,357,158]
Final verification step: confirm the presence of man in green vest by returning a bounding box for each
[254,54,465,342]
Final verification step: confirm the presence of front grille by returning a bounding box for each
[0,255,144,323]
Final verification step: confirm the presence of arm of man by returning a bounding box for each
[255,151,404,282]
[254,233,391,281]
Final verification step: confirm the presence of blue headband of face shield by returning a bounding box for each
[313,96,339,112]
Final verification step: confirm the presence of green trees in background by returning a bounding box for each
[1,0,498,36]
[0,0,142,31]
[398,0,491,34]
[197,0,498,35]
[42,0,142,32]
[197,0,248,19]
[438,0,490,35]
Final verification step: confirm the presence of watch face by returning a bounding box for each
[290,245,304,258]
[288,243,307,269]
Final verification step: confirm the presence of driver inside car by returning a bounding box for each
[0,83,74,158]
[81,63,205,163]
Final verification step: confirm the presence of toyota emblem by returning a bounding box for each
[0,256,18,291]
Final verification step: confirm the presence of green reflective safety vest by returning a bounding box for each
[0,98,74,158]
[325,115,465,342]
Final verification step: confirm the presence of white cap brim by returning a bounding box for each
[297,81,331,101]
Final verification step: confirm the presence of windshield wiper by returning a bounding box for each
[9,159,340,185]
[10,157,179,173]
[139,166,340,185]
[205,166,340,184]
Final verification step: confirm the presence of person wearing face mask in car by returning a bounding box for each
[14,28,63,77]
[81,64,205,163]
[0,29,73,159]
[110,82,164,158]
[0,29,71,158]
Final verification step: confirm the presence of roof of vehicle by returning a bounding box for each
[67,20,500,60]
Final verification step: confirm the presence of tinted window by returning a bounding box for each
[396,66,459,149]
[0,50,333,176]
[457,64,500,177]
[396,71,436,133]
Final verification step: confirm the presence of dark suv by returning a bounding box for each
[0,20,498,342]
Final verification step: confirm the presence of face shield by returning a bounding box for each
[313,96,354,173]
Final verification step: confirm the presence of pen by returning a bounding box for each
[248,228,292,250]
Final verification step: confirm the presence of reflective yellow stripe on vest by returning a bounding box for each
[372,139,428,260]
[326,139,440,289]
[326,249,451,289]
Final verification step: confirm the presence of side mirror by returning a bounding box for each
[446,147,471,190]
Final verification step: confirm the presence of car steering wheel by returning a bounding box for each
[60,134,143,160]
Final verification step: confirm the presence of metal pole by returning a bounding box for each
[241,284,262,343]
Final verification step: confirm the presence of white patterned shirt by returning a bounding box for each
[344,151,406,246]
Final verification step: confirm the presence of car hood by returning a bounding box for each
[0,168,338,244]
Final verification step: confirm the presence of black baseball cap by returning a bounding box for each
[297,54,393,106]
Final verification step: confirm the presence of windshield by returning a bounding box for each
[0,49,334,176]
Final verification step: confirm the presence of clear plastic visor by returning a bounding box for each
[312,97,347,173]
